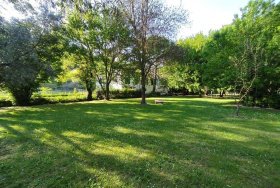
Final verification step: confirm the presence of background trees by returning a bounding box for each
[161,33,207,95]
[203,0,280,109]
[202,27,236,96]
[160,0,279,109]
[0,0,279,109]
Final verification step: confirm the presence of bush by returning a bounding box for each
[264,95,280,109]
[97,89,141,99]
[241,94,280,109]
[147,91,162,97]
[168,88,189,95]
[0,91,91,107]
[31,92,89,105]
[0,100,13,107]
[30,96,87,106]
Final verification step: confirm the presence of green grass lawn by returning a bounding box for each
[0,97,279,187]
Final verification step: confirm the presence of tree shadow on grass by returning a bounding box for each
[0,98,280,187]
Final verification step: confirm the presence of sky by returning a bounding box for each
[165,0,254,38]
[1,0,279,39]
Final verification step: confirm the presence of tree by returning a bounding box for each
[0,17,63,105]
[145,36,175,93]
[229,0,278,114]
[203,28,236,97]
[95,5,130,100]
[162,33,207,95]
[63,2,100,100]
[230,41,263,116]
[118,0,187,104]
[59,52,96,100]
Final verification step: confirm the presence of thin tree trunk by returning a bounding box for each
[86,79,93,101]
[236,101,240,116]
[152,81,156,93]
[152,65,158,93]
[199,89,202,97]
[105,82,110,100]
[141,64,146,104]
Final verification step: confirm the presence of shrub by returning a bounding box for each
[0,91,91,107]
[97,89,141,99]
[32,92,89,105]
[147,91,162,97]
[0,100,13,107]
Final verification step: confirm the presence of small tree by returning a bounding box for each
[230,0,273,115]
[59,53,96,100]
[231,39,263,116]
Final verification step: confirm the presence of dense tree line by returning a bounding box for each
[0,0,279,109]
[0,0,186,105]
[161,0,280,109]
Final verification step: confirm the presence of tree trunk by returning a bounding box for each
[219,90,224,97]
[152,77,156,93]
[11,87,32,106]
[105,82,110,100]
[199,89,202,97]
[236,101,240,116]
[152,66,157,93]
[87,89,93,101]
[86,77,93,101]
[141,65,146,104]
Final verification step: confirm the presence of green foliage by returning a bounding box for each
[0,18,62,105]
[40,87,53,94]
[161,64,201,93]
[97,89,141,100]
[94,5,131,100]
[1,0,279,109]
[202,26,236,91]
[161,33,207,94]
[62,4,100,100]
[230,0,280,108]
[31,92,88,105]
[0,91,90,107]
[201,0,280,108]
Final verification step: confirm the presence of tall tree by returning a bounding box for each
[0,1,63,105]
[118,0,187,104]
[203,28,236,96]
[95,4,130,100]
[63,2,100,100]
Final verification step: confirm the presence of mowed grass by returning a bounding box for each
[0,97,279,187]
